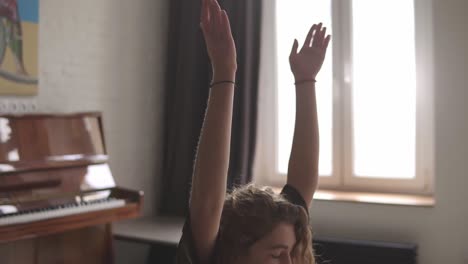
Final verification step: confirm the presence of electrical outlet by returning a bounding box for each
[9,101,19,113]
[26,100,38,112]
[0,100,38,114]
[0,101,7,113]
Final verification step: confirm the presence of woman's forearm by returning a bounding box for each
[189,73,235,264]
[287,82,319,205]
[191,74,235,210]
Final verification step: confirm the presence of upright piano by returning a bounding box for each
[0,112,143,264]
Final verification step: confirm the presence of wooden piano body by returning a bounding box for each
[0,112,143,264]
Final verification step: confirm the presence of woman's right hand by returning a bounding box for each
[200,0,237,81]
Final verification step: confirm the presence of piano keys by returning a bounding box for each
[0,112,143,264]
[0,191,126,227]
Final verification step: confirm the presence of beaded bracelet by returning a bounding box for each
[210,80,236,88]
[294,79,317,85]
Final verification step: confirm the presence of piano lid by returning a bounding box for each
[0,112,108,174]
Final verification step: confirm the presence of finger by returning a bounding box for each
[323,35,331,51]
[211,0,222,20]
[216,8,223,36]
[311,23,323,47]
[301,24,317,51]
[203,0,215,33]
[318,27,327,47]
[313,27,325,48]
[221,10,232,38]
[212,0,222,10]
[211,0,222,35]
[208,0,218,26]
[290,39,299,56]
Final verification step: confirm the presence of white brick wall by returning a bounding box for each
[0,0,169,215]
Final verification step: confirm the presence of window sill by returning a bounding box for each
[270,187,434,207]
[313,189,434,207]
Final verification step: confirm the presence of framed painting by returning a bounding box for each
[0,0,38,95]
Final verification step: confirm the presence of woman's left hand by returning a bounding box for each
[200,0,237,80]
[289,23,331,82]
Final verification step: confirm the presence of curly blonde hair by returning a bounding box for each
[213,185,315,264]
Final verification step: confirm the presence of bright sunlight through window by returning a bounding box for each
[276,0,417,180]
[352,0,416,179]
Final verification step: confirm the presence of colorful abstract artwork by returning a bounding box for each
[0,0,38,95]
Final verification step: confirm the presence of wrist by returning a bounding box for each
[293,72,316,81]
[295,81,317,99]
[294,79,317,86]
[213,70,236,83]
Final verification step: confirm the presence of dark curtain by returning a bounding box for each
[159,0,262,217]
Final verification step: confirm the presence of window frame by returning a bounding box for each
[253,0,434,195]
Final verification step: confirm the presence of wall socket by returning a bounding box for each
[0,100,38,114]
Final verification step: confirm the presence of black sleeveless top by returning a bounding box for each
[175,184,308,264]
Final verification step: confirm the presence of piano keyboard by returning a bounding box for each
[0,198,126,226]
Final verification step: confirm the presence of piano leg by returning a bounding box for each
[106,224,115,264]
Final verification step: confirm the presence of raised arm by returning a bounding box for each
[189,0,237,263]
[287,23,331,207]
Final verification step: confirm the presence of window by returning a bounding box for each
[254,0,434,195]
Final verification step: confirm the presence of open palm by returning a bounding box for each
[289,23,331,82]
[200,0,237,75]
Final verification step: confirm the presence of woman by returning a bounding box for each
[176,0,331,263]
